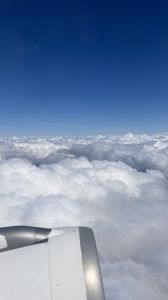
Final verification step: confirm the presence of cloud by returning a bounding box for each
[0,133,168,299]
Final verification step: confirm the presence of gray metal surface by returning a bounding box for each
[0,226,51,252]
[0,226,105,300]
[79,227,105,300]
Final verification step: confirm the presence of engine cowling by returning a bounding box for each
[0,226,105,300]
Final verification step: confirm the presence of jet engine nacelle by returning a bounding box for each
[0,226,105,300]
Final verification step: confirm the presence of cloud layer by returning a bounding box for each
[0,133,168,300]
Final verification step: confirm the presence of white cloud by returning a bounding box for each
[0,133,168,299]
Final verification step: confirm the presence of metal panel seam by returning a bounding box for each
[47,240,54,300]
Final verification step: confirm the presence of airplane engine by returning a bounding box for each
[0,226,105,300]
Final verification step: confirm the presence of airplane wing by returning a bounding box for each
[0,226,105,300]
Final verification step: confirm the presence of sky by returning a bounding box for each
[0,0,168,135]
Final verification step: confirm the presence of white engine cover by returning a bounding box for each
[0,227,105,300]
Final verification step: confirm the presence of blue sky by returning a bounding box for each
[0,0,168,135]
